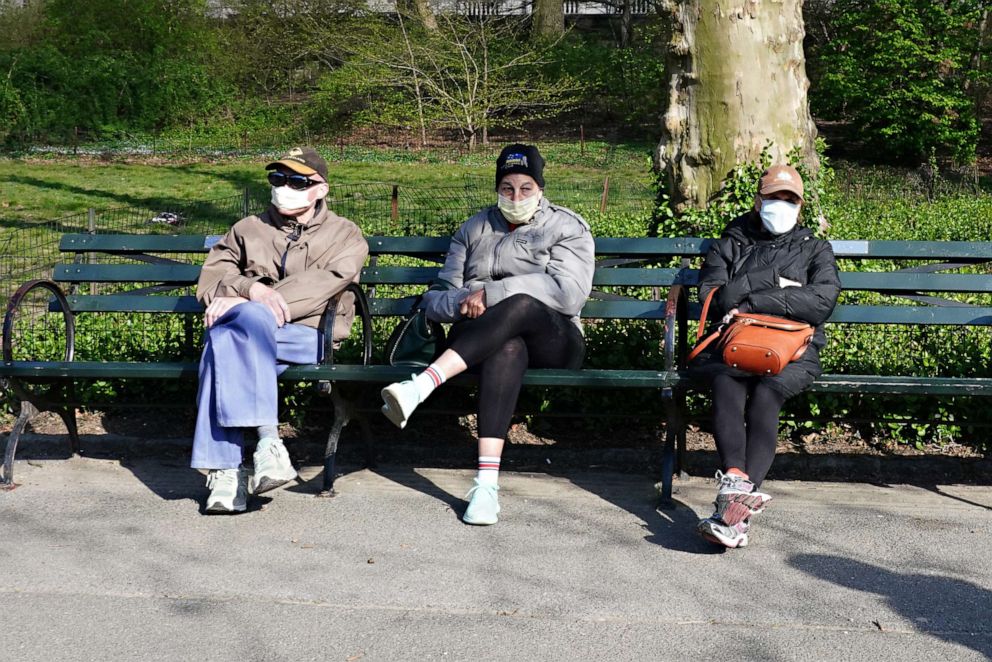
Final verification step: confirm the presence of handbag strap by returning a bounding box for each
[686,286,723,363]
[695,286,719,341]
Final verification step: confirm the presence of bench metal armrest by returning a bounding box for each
[3,279,76,363]
[663,282,688,372]
[316,282,373,395]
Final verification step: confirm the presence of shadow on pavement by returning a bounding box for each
[790,553,992,659]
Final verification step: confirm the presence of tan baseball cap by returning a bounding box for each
[758,165,804,202]
[266,146,328,181]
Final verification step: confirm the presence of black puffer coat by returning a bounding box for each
[690,211,841,399]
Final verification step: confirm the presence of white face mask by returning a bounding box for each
[759,199,800,235]
[271,185,314,212]
[497,192,542,224]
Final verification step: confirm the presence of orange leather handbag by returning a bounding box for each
[687,287,814,375]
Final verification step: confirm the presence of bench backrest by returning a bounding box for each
[54,234,685,322]
[55,234,992,328]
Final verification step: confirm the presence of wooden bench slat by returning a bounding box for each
[6,361,991,395]
[0,361,677,388]
[62,234,992,262]
[677,270,992,292]
[686,302,992,325]
[60,234,218,253]
[54,264,200,283]
[358,266,681,287]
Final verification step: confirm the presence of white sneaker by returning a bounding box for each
[380,378,422,429]
[205,467,249,513]
[251,437,298,494]
[463,479,500,525]
[713,470,772,526]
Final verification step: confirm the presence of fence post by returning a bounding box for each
[599,176,610,214]
[242,187,251,218]
[87,208,97,294]
[580,125,585,156]
[391,185,399,223]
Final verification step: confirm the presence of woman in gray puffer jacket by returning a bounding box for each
[379,144,595,526]
[693,165,840,550]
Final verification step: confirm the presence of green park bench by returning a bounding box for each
[0,233,685,495]
[4,234,990,497]
[661,239,992,473]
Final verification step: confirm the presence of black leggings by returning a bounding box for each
[446,294,585,439]
[711,373,787,488]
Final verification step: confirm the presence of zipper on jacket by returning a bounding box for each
[490,231,511,280]
[279,222,303,280]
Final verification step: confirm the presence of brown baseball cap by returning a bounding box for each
[758,165,804,201]
[266,146,328,181]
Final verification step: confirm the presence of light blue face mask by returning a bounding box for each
[760,199,800,235]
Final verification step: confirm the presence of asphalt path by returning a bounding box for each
[1,455,990,661]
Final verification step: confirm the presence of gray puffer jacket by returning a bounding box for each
[422,197,595,330]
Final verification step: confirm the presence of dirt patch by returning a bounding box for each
[2,408,983,460]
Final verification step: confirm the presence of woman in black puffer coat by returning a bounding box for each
[692,165,841,549]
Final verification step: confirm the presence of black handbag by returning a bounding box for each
[384,294,446,367]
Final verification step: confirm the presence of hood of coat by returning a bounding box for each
[722,211,813,244]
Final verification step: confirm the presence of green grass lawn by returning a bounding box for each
[0,151,653,226]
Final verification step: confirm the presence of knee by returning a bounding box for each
[206,302,276,346]
[485,337,528,369]
[501,293,543,315]
[218,302,275,332]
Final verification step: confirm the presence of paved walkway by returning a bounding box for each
[2,454,990,661]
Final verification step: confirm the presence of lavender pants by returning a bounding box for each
[190,302,320,469]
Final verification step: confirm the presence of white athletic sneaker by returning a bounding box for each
[463,479,500,525]
[205,467,249,514]
[380,377,422,429]
[251,437,298,494]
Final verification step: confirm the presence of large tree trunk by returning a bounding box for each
[655,0,819,212]
[532,0,565,40]
[397,0,438,31]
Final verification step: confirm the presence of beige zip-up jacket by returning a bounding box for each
[196,201,369,342]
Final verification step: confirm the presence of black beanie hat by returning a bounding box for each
[495,144,545,190]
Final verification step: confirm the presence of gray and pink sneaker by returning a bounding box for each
[713,470,772,526]
[697,516,750,548]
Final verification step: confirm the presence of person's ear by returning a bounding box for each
[753,194,763,213]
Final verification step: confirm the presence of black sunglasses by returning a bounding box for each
[267,171,323,191]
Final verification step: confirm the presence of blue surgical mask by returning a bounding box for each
[759,199,800,235]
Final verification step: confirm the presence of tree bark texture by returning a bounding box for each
[532,0,565,40]
[398,0,438,31]
[655,0,819,212]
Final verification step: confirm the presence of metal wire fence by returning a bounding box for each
[0,177,658,302]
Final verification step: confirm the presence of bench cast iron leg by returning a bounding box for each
[659,386,688,507]
[56,407,80,456]
[319,390,350,497]
[2,400,38,490]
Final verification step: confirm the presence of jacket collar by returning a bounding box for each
[264,199,328,235]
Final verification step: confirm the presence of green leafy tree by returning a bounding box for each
[813,0,990,164]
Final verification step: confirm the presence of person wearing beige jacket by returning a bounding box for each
[192,147,368,514]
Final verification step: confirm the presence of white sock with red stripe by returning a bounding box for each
[477,456,501,487]
[412,364,446,402]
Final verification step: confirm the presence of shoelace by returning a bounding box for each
[206,470,238,490]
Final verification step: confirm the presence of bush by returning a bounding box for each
[811,0,989,164]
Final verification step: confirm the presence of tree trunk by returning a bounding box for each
[620,0,633,48]
[532,0,565,40]
[655,0,819,212]
[398,0,438,31]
